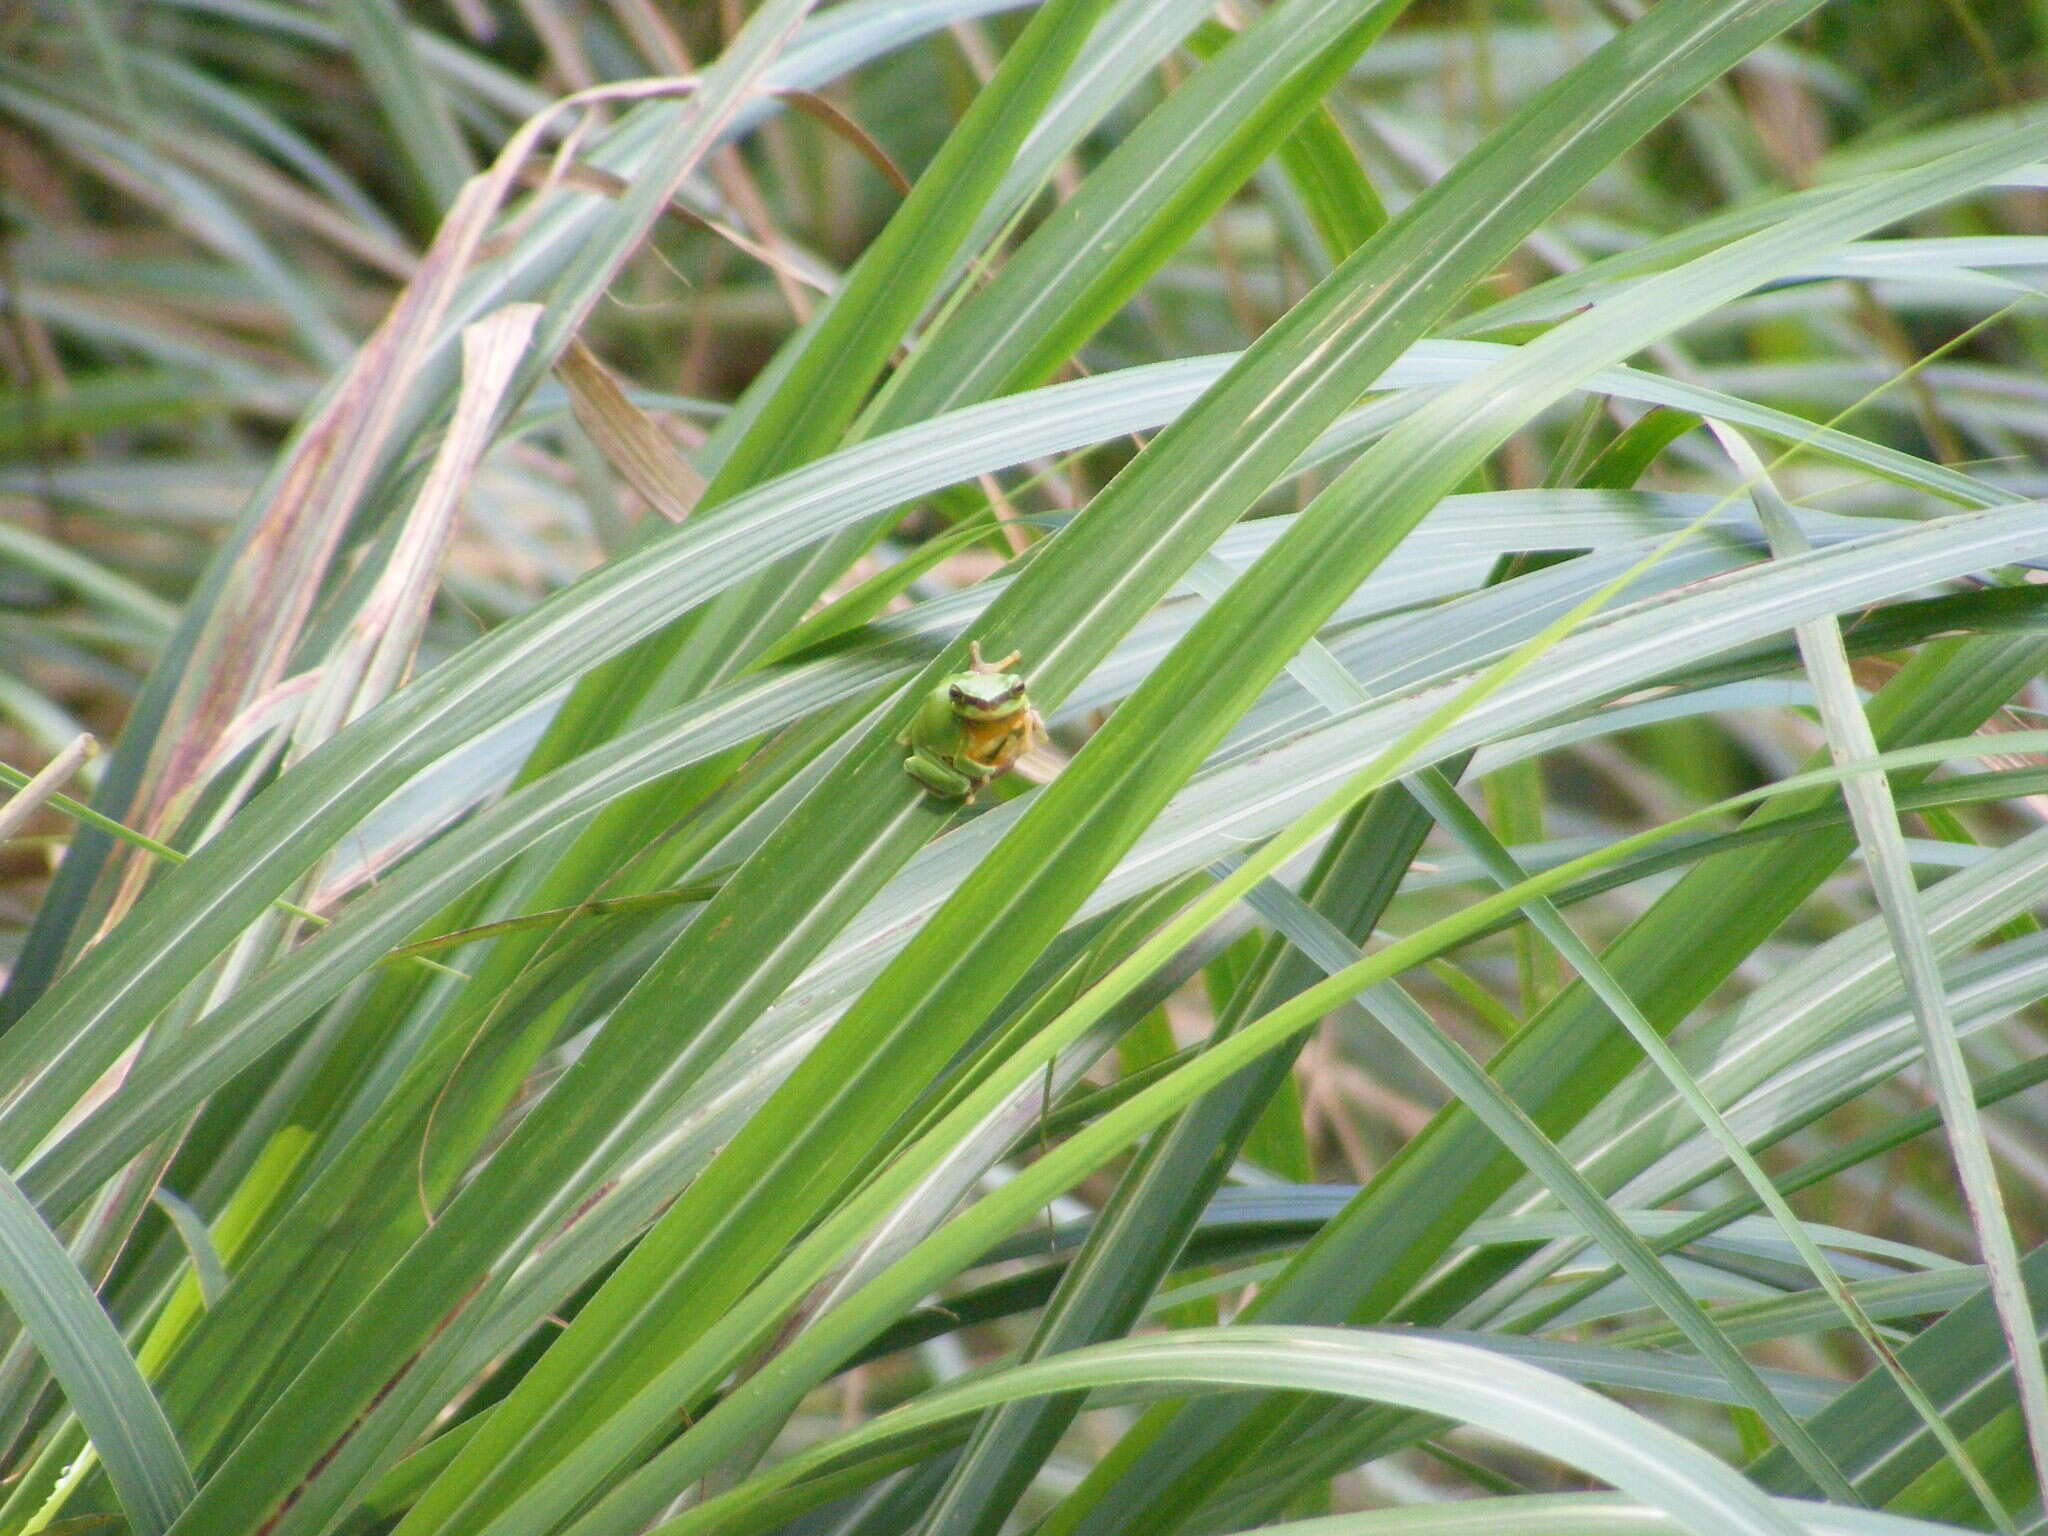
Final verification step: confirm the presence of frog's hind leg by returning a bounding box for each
[904,752,975,799]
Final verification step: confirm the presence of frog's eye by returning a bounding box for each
[1007,682,1026,699]
[949,686,970,706]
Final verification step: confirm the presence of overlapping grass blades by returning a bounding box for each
[3,1,2046,1534]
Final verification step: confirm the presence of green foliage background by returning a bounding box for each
[2,1,2048,1533]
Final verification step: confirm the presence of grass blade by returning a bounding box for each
[1721,421,2048,1503]
[0,1169,193,1536]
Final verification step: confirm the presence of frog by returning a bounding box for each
[898,642,1047,802]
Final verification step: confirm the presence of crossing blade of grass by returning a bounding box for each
[652,1330,1810,1536]
[0,1168,193,1536]
[381,16,1849,1535]
[1720,422,2048,1502]
[1540,814,2048,1212]
[1750,1243,2048,1509]
[1523,925,2048,1343]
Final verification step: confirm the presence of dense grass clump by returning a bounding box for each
[1,2,2047,1533]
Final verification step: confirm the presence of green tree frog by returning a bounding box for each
[898,642,1047,802]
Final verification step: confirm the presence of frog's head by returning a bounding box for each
[951,642,1030,720]
[950,670,1028,721]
